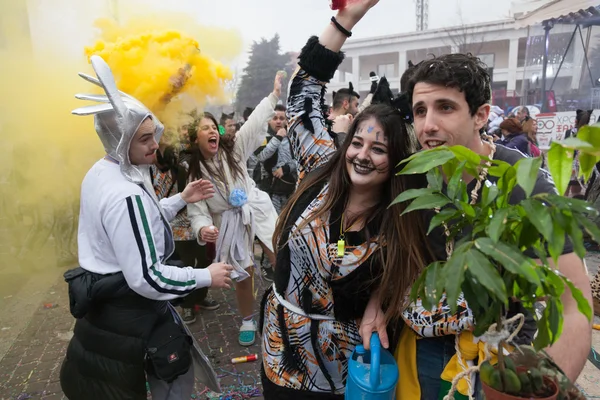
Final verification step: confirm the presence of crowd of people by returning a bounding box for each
[57,1,595,399]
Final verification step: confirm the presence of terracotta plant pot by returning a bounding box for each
[482,376,559,400]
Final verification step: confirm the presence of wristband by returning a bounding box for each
[330,16,352,37]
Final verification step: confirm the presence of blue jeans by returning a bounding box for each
[416,336,483,400]
[416,336,456,400]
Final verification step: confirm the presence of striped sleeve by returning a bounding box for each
[287,36,344,185]
[287,68,336,185]
[103,194,211,300]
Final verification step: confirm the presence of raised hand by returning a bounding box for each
[181,179,215,203]
[332,114,354,134]
[336,0,380,30]
[273,71,286,99]
[321,0,380,53]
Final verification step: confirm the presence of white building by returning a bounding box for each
[329,0,598,111]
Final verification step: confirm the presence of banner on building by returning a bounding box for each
[535,109,600,150]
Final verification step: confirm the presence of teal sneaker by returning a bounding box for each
[239,320,257,346]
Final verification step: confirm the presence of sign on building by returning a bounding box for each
[535,110,600,150]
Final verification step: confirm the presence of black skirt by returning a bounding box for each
[261,365,344,400]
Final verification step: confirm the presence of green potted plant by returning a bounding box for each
[393,125,600,400]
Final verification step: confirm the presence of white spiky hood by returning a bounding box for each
[72,55,164,184]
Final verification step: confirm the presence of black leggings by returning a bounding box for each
[174,240,210,308]
[260,365,344,400]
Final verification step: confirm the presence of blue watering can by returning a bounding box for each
[345,332,399,400]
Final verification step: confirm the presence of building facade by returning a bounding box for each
[329,2,597,112]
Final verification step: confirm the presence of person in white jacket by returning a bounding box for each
[187,73,282,347]
[60,55,233,400]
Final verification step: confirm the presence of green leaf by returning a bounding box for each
[521,199,553,241]
[576,215,600,245]
[544,267,566,298]
[427,167,443,191]
[577,124,600,141]
[443,250,468,314]
[515,156,543,198]
[465,248,507,302]
[497,167,517,207]
[399,146,451,165]
[474,238,541,286]
[389,188,436,207]
[547,298,564,343]
[578,152,599,183]
[548,223,565,264]
[488,159,512,178]
[399,149,455,175]
[561,276,593,322]
[559,136,596,151]
[548,209,568,263]
[576,125,600,179]
[566,216,586,259]
[449,145,481,165]
[402,194,450,215]
[547,142,574,197]
[544,194,598,217]
[517,219,542,250]
[486,208,509,243]
[447,161,467,201]
[472,303,503,337]
[442,158,461,181]
[533,310,552,350]
[456,201,476,218]
[481,184,499,207]
[448,145,481,176]
[427,208,459,235]
[423,262,445,308]
[463,273,490,310]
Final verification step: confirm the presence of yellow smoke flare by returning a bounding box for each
[85,15,241,144]
[0,2,243,279]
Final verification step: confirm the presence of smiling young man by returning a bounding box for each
[404,53,592,397]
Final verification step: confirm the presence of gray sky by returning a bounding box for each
[121,0,514,68]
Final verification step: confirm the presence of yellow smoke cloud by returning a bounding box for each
[85,13,242,144]
[0,2,101,273]
[0,1,243,278]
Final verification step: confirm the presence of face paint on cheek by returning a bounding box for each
[374,163,390,174]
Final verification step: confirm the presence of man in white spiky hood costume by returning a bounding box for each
[60,56,231,400]
[72,55,165,187]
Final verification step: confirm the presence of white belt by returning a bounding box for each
[273,288,336,321]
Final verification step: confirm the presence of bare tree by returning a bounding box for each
[224,67,240,107]
[443,7,487,55]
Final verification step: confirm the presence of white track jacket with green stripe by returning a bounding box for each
[78,158,211,300]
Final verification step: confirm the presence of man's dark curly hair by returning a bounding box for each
[406,53,491,117]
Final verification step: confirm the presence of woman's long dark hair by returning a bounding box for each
[274,104,432,322]
[576,109,593,129]
[187,112,244,182]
